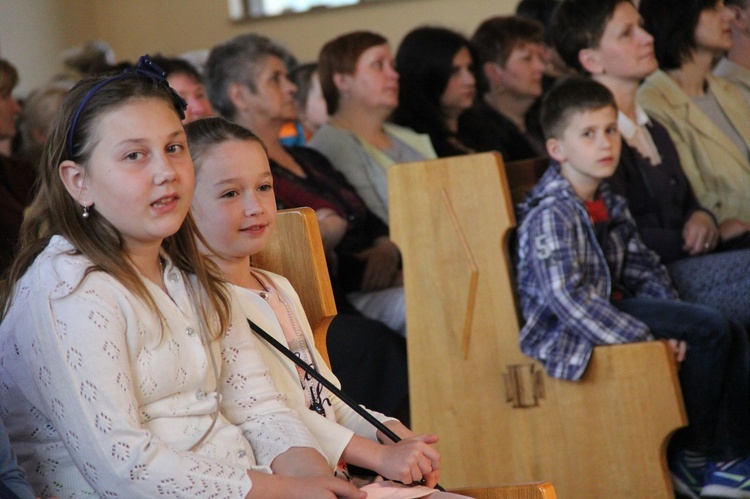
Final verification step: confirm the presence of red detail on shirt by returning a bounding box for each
[585,197,609,223]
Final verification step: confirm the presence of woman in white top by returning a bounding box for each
[187,116,441,488]
[0,56,363,499]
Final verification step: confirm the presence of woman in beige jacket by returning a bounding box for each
[638,0,750,242]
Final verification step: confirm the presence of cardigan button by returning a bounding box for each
[186,327,196,337]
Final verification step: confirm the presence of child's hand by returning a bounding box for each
[373,434,441,488]
[667,339,687,365]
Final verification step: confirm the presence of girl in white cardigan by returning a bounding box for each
[186,116,441,488]
[0,57,363,499]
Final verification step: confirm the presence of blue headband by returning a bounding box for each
[66,54,188,159]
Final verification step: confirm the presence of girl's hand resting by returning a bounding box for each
[372,433,441,488]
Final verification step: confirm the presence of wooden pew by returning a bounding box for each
[388,152,686,498]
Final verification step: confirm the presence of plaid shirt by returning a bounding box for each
[516,163,678,380]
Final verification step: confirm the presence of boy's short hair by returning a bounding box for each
[551,0,631,74]
[540,76,616,139]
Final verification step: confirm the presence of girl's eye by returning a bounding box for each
[166,144,183,154]
[125,151,143,161]
[582,130,594,138]
[259,184,273,192]
[606,126,619,136]
[221,190,240,199]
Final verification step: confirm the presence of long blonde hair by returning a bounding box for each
[1,71,232,339]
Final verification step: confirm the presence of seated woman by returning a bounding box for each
[459,16,548,160]
[0,56,363,499]
[391,26,477,157]
[638,0,750,237]
[551,0,750,329]
[186,116,440,487]
[309,30,437,225]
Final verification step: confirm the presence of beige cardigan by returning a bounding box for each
[638,69,750,223]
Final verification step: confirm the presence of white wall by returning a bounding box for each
[0,0,516,96]
[0,0,91,95]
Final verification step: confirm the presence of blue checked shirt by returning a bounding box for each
[516,162,678,380]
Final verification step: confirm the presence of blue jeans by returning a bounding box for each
[614,297,750,460]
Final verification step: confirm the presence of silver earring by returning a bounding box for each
[82,205,90,219]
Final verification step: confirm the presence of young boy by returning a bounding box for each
[516,76,750,499]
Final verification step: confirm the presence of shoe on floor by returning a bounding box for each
[702,458,750,498]
[670,449,705,499]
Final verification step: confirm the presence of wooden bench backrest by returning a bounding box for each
[250,207,336,366]
[389,152,686,497]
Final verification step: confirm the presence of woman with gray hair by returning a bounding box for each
[203,34,411,416]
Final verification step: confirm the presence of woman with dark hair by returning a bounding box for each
[638,0,750,238]
[458,16,548,160]
[391,26,477,157]
[309,31,436,225]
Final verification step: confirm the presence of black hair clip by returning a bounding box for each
[128,55,187,120]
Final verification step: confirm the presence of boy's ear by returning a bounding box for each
[59,160,89,206]
[546,137,566,163]
[579,48,604,75]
